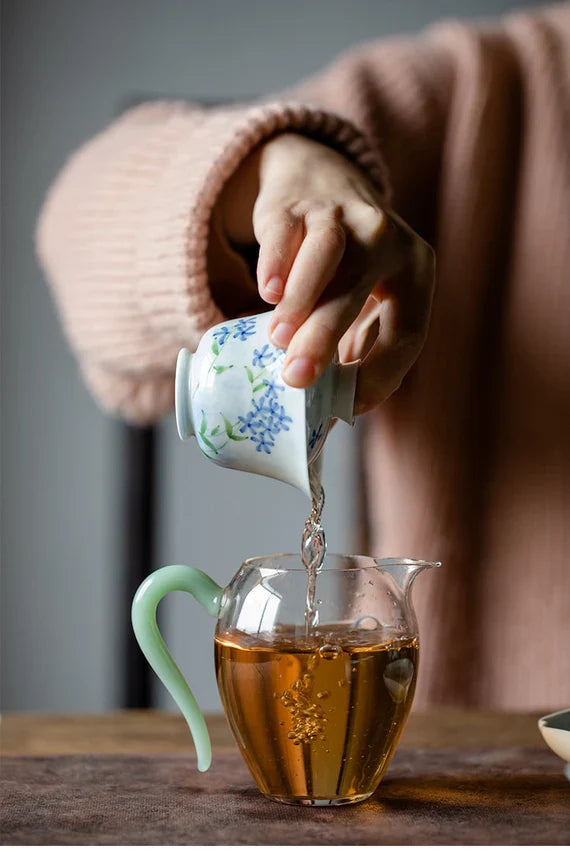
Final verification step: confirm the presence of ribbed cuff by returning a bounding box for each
[135,101,391,346]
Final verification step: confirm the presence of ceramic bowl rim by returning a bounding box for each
[538,708,570,732]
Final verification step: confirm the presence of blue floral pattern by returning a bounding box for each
[252,344,276,368]
[239,349,292,454]
[232,317,257,341]
[251,432,275,454]
[212,326,230,346]
[196,315,292,458]
[308,423,324,452]
[261,376,285,399]
[237,410,261,436]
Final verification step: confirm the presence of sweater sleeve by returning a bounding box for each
[36,101,389,423]
[36,4,569,424]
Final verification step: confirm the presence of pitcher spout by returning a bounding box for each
[376,558,441,596]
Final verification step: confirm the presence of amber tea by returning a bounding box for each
[215,626,418,805]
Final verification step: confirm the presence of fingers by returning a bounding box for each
[280,285,368,386]
[280,252,376,387]
[253,191,435,413]
[268,207,347,349]
[354,241,436,414]
[254,208,303,304]
[342,201,387,249]
[338,296,380,363]
[354,301,418,415]
[267,203,386,388]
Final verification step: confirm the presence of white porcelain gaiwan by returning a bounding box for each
[175,311,359,497]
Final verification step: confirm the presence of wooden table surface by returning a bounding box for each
[0,708,547,754]
[2,711,568,845]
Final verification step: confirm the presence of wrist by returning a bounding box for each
[217,145,261,246]
[216,133,311,246]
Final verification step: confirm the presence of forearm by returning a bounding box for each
[37,3,565,423]
[37,101,385,422]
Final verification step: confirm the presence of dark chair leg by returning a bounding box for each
[122,423,156,708]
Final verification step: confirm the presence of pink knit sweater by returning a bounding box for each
[37,4,570,709]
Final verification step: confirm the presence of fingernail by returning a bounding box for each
[265,276,283,298]
[282,357,315,386]
[271,321,296,349]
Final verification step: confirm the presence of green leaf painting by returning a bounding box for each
[194,317,292,460]
[200,435,219,454]
[221,414,234,438]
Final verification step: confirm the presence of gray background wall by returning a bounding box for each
[1,0,542,714]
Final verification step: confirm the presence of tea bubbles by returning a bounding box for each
[318,644,341,660]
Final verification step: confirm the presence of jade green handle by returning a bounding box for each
[131,564,223,771]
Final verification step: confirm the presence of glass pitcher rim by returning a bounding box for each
[241,553,442,572]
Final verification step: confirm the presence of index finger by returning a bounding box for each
[268,208,346,349]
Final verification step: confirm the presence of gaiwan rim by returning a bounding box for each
[241,553,442,572]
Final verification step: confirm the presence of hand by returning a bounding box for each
[219,133,435,415]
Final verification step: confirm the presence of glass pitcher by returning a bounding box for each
[132,553,439,806]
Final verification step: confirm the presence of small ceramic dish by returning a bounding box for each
[538,709,570,780]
